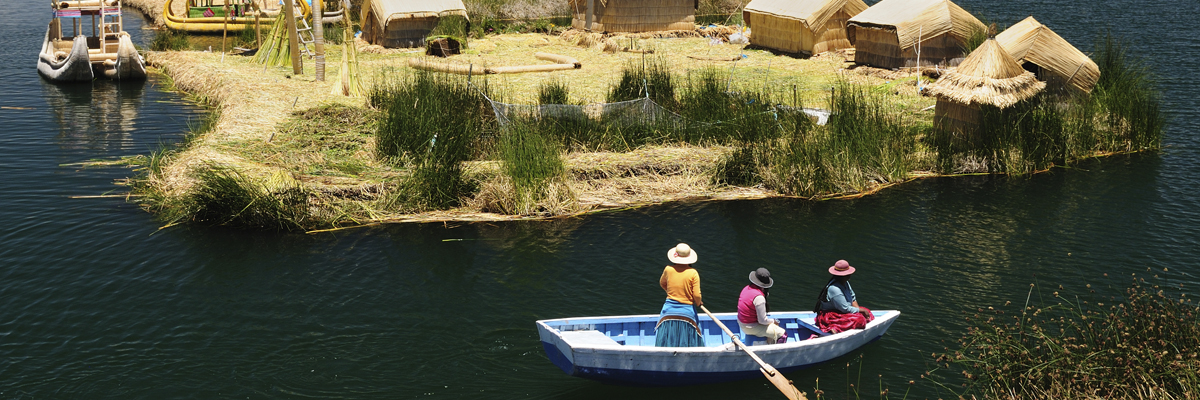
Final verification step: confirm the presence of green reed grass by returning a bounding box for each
[607,57,677,107]
[185,166,309,230]
[1092,33,1165,152]
[537,79,571,106]
[149,29,191,51]
[932,277,1200,399]
[713,81,918,196]
[430,14,471,47]
[496,120,566,214]
[370,70,492,210]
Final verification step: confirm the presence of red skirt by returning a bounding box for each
[816,307,874,334]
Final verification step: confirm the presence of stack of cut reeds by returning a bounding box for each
[253,13,293,67]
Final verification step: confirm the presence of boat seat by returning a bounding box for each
[744,334,769,346]
[561,330,621,347]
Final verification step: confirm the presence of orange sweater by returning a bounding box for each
[660,265,702,305]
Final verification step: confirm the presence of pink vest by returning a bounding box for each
[737,285,765,324]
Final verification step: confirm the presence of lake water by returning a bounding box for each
[1,0,1197,398]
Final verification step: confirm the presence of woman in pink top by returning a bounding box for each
[737,268,787,344]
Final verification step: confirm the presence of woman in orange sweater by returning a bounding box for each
[655,243,705,347]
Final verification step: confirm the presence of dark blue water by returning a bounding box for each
[0,0,1197,398]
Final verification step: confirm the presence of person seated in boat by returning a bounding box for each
[656,243,705,347]
[815,260,875,334]
[737,267,787,344]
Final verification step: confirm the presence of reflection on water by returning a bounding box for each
[43,81,145,150]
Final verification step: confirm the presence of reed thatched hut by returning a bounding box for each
[995,16,1100,94]
[569,0,695,33]
[360,0,468,48]
[847,0,985,69]
[923,39,1046,134]
[742,0,870,56]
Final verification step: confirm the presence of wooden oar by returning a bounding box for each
[699,305,806,400]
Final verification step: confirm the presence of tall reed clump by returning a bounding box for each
[768,83,917,195]
[149,29,190,51]
[676,67,780,146]
[607,57,677,107]
[490,120,572,215]
[713,81,917,195]
[369,70,491,210]
[933,277,1200,399]
[1091,33,1165,152]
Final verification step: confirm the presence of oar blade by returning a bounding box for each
[760,368,807,400]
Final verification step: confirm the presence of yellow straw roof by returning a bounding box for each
[995,16,1100,93]
[924,39,1046,108]
[847,0,984,50]
[745,0,869,32]
[361,0,467,28]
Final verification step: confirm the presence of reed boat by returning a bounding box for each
[163,0,342,33]
[536,309,899,386]
[39,0,146,82]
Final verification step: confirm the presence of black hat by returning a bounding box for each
[748,268,774,289]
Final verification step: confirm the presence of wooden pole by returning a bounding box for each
[222,0,229,60]
[314,0,324,81]
[255,0,261,48]
[585,0,593,31]
[284,0,301,74]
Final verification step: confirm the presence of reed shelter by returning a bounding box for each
[360,0,468,48]
[569,0,695,33]
[847,0,985,69]
[995,16,1100,94]
[923,39,1046,134]
[742,0,869,56]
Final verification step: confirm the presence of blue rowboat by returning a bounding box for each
[536,310,900,387]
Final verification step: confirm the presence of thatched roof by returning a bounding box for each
[744,0,869,32]
[924,39,1046,108]
[995,16,1100,93]
[361,0,467,27]
[847,0,984,50]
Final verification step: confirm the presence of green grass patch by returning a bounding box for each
[149,29,191,51]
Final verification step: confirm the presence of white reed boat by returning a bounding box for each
[38,0,146,82]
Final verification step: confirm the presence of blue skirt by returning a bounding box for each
[655,300,705,347]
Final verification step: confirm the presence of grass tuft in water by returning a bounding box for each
[933,278,1200,399]
[186,165,309,230]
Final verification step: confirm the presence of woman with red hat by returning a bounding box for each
[815,260,875,334]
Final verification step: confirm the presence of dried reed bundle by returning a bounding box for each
[252,13,292,67]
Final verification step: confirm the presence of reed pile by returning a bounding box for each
[253,13,294,67]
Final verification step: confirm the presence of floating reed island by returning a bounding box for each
[124,0,1163,232]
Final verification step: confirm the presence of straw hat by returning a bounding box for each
[829,260,855,276]
[667,243,698,264]
[748,268,774,289]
